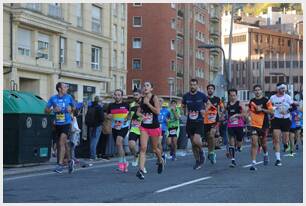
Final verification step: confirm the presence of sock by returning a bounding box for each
[275,152,281,160]
[252,160,256,165]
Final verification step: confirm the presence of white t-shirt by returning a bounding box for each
[269,94,293,119]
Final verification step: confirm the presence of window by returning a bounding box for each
[120,27,125,44]
[60,37,66,64]
[133,38,142,48]
[37,33,49,60]
[76,41,82,67]
[92,5,102,33]
[133,3,142,6]
[132,58,141,70]
[171,60,176,71]
[171,19,176,29]
[132,79,141,90]
[133,16,142,27]
[293,61,299,68]
[112,4,118,16]
[120,4,125,19]
[76,4,83,27]
[293,76,299,83]
[112,49,117,67]
[113,24,117,42]
[171,3,176,8]
[279,61,284,68]
[27,3,41,11]
[272,61,277,69]
[265,76,270,83]
[286,61,291,68]
[279,76,284,83]
[265,61,270,68]
[120,76,125,90]
[17,28,31,56]
[288,40,291,47]
[48,3,61,18]
[171,40,175,50]
[272,76,277,83]
[300,61,303,68]
[300,76,303,83]
[91,46,101,70]
[120,51,124,68]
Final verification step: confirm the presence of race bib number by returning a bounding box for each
[189,111,199,120]
[131,119,141,128]
[56,113,65,123]
[114,120,123,130]
[208,114,217,122]
[230,117,239,125]
[169,129,177,135]
[143,113,153,124]
[295,116,301,126]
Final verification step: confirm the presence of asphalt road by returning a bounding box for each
[3,142,303,203]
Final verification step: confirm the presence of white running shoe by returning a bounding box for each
[143,167,147,174]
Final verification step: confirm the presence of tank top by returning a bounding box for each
[227,101,244,128]
[140,95,160,129]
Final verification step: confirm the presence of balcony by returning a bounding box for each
[209,11,220,23]
[210,28,220,37]
[210,48,219,56]
[176,71,184,78]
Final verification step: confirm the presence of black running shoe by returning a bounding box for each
[157,160,164,174]
[275,160,282,166]
[229,160,237,168]
[193,160,201,170]
[136,169,145,180]
[250,166,257,171]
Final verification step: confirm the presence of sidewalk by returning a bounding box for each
[3,149,191,177]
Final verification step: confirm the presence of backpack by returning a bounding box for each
[85,106,97,127]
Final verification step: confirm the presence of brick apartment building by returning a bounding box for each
[127,3,222,98]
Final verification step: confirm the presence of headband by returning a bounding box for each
[277,84,286,90]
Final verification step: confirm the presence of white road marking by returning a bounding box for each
[243,161,264,168]
[283,153,296,157]
[155,176,212,193]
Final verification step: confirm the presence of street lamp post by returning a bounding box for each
[198,44,229,88]
[168,77,175,103]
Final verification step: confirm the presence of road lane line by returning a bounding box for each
[242,161,263,168]
[155,176,212,193]
[283,153,296,157]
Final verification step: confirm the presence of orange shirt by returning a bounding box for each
[204,96,223,124]
[249,97,273,129]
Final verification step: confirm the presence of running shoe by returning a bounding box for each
[68,159,75,174]
[250,165,257,171]
[54,164,64,174]
[117,162,125,172]
[193,160,201,170]
[136,169,145,180]
[171,155,177,161]
[132,156,138,167]
[157,159,164,174]
[263,155,269,166]
[229,160,237,168]
[143,167,147,174]
[275,160,282,166]
[288,152,294,157]
[123,162,129,172]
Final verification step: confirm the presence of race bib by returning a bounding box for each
[131,119,141,128]
[230,117,239,125]
[295,116,301,126]
[169,129,177,135]
[208,114,217,122]
[114,120,123,130]
[143,113,153,124]
[189,111,199,120]
[56,113,65,123]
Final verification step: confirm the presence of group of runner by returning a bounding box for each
[46,79,303,179]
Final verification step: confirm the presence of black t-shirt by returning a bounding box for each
[249,97,270,129]
[182,91,208,122]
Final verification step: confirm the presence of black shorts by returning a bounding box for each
[204,123,217,137]
[168,127,179,138]
[186,121,204,138]
[227,127,244,142]
[250,127,268,138]
[271,118,291,132]
[112,127,129,142]
[129,132,140,142]
[55,124,71,141]
[289,127,302,133]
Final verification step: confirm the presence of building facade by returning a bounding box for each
[3,3,118,102]
[126,3,222,98]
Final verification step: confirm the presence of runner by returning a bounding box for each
[107,89,130,172]
[158,98,170,163]
[203,84,224,165]
[136,81,164,180]
[269,83,295,166]
[182,79,208,170]
[167,100,181,161]
[128,88,142,167]
[226,89,246,168]
[289,104,302,155]
[45,82,75,174]
[248,85,273,171]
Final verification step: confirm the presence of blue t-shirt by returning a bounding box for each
[159,107,170,132]
[291,110,303,129]
[182,91,208,122]
[47,94,75,125]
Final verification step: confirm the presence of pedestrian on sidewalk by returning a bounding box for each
[85,96,105,161]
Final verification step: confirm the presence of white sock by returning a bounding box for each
[252,160,256,165]
[264,152,268,156]
[275,152,281,160]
